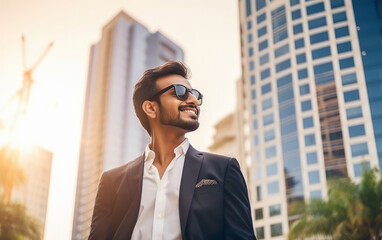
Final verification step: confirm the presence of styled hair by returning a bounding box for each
[133,60,190,135]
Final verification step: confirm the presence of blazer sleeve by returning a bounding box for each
[88,172,115,240]
[223,158,256,240]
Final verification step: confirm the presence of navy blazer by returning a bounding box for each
[88,145,256,240]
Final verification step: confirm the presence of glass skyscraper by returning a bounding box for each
[239,0,382,238]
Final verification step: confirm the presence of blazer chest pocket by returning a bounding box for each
[194,182,220,195]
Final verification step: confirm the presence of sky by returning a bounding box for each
[0,0,241,238]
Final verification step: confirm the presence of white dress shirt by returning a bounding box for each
[131,139,189,240]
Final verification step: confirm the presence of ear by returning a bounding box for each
[142,100,157,119]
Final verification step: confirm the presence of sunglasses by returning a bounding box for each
[149,84,203,106]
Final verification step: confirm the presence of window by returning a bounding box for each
[292,9,302,20]
[258,26,267,38]
[337,41,352,54]
[333,11,347,23]
[270,223,283,237]
[293,23,303,34]
[308,16,327,29]
[354,162,371,177]
[266,146,276,159]
[307,2,325,15]
[344,89,360,102]
[296,53,306,64]
[264,129,275,142]
[263,113,274,126]
[303,116,314,128]
[260,53,269,65]
[257,13,266,24]
[256,150,260,162]
[247,34,253,43]
[250,75,256,85]
[255,167,262,180]
[256,227,265,239]
[301,100,312,111]
[312,46,331,59]
[259,39,268,51]
[342,73,357,86]
[252,104,257,114]
[247,21,253,30]
[290,0,300,6]
[276,59,291,72]
[269,204,281,216]
[249,61,255,71]
[351,142,369,157]
[281,121,297,136]
[262,98,273,110]
[248,47,254,57]
[308,170,320,184]
[331,0,345,9]
[256,0,266,11]
[295,38,305,49]
[261,68,270,80]
[307,152,318,164]
[310,31,329,44]
[300,84,310,95]
[246,0,252,16]
[279,105,296,119]
[251,89,256,99]
[266,163,278,176]
[314,62,334,85]
[335,26,350,38]
[261,83,271,95]
[305,134,316,146]
[278,90,294,103]
[346,106,362,119]
[255,208,263,220]
[310,190,322,199]
[268,181,280,194]
[275,44,289,58]
[256,186,262,201]
[277,74,292,88]
[254,134,259,145]
[339,57,355,69]
[274,29,288,43]
[349,124,365,138]
[298,68,308,79]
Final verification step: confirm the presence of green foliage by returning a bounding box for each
[288,168,382,240]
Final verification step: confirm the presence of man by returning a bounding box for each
[89,61,256,240]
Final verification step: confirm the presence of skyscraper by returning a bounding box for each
[71,11,184,239]
[238,0,382,238]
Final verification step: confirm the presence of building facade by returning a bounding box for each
[71,11,184,239]
[238,0,382,238]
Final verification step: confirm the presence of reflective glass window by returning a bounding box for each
[335,26,349,38]
[259,39,268,51]
[257,13,266,24]
[248,47,254,57]
[331,0,345,9]
[290,0,300,6]
[293,23,303,34]
[260,53,269,65]
[305,134,316,146]
[254,134,259,145]
[266,145,276,159]
[308,170,320,184]
[256,185,262,201]
[281,121,297,136]
[303,116,314,128]
[342,73,357,86]
[261,68,270,80]
[262,98,273,110]
[251,89,256,99]
[296,53,306,64]
[312,46,331,59]
[277,74,292,88]
[351,142,368,157]
[275,44,289,58]
[298,68,308,79]
[264,129,275,142]
[273,28,288,43]
[276,59,291,72]
[250,75,256,85]
[310,190,322,199]
[339,57,355,69]
[306,2,325,15]
[310,31,329,44]
[301,100,312,111]
[344,89,360,102]
[354,162,371,177]
[280,105,295,119]
[246,0,252,16]
[346,107,362,120]
[249,61,255,70]
[255,208,263,220]
[267,181,280,194]
[258,26,267,38]
[313,62,334,85]
[266,163,278,176]
[300,84,310,95]
[247,21,253,30]
[270,223,283,237]
[255,167,262,180]
[307,152,318,164]
[252,104,257,114]
[333,11,347,23]
[269,204,281,216]
[308,16,327,29]
[337,41,352,54]
[261,79,274,95]
[349,124,366,138]
[282,136,299,154]
[292,9,302,20]
[295,38,305,49]
[255,227,265,239]
[278,89,294,103]
[256,0,266,11]
[248,34,253,43]
[263,113,274,126]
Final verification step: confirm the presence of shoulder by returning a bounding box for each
[102,154,144,182]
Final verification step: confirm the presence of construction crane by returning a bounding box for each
[0,35,53,203]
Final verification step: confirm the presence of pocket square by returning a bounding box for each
[195,179,218,188]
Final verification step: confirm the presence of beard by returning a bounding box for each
[158,104,200,132]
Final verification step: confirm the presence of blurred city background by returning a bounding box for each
[0,0,381,239]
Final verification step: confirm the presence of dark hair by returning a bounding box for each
[133,60,190,135]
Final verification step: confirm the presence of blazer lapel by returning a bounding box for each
[179,145,203,237]
[113,154,144,240]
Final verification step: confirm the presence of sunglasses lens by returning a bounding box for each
[174,85,188,99]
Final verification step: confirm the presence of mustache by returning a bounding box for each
[179,105,199,115]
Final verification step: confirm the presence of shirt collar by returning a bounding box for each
[144,138,189,164]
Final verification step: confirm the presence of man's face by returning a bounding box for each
[154,74,201,132]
